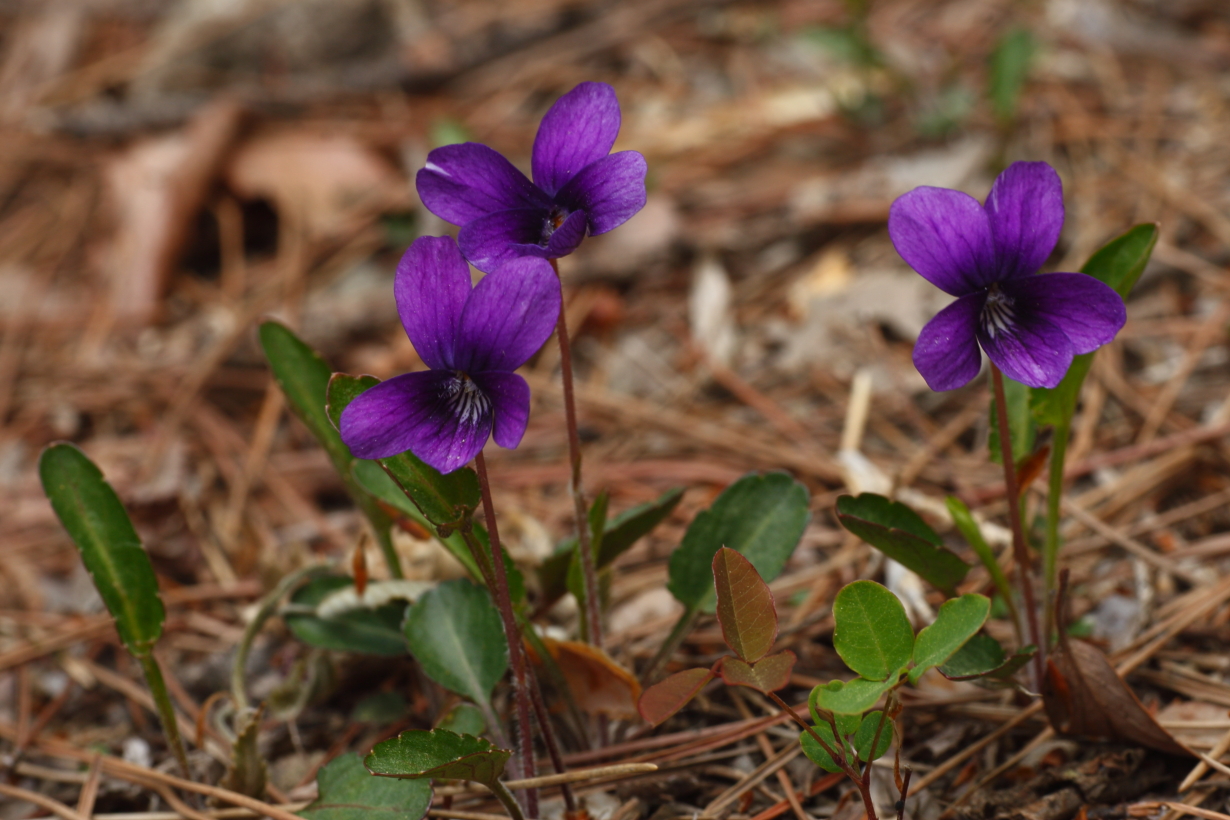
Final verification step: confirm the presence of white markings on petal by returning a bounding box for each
[443,373,491,426]
[981,285,1016,339]
[424,161,449,176]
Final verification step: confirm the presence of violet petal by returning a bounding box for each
[544,209,589,258]
[999,272,1125,355]
[985,162,1065,280]
[976,305,1074,389]
[458,208,554,272]
[394,236,471,370]
[888,186,997,296]
[473,370,531,449]
[531,82,621,196]
[417,143,549,226]
[913,292,985,391]
[339,370,492,472]
[555,151,648,235]
[455,258,561,373]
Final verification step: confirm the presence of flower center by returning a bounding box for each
[981,285,1016,339]
[443,373,491,426]
[540,206,570,245]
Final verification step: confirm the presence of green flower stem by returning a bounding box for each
[549,258,603,650]
[1043,415,1070,633]
[136,652,190,778]
[641,606,699,685]
[472,451,537,819]
[990,365,1044,688]
[488,778,528,820]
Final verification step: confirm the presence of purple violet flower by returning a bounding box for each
[889,161,1126,391]
[339,236,560,473]
[416,81,647,272]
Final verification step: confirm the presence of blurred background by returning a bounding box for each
[3,0,1230,797]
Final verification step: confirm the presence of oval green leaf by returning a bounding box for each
[909,593,990,684]
[853,710,893,762]
[835,494,969,594]
[832,580,914,681]
[366,729,510,787]
[798,721,851,773]
[301,753,432,820]
[404,580,508,706]
[811,675,900,715]
[39,443,165,655]
[668,472,809,613]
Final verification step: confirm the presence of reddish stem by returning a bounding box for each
[549,258,603,648]
[474,451,538,818]
[990,364,1045,689]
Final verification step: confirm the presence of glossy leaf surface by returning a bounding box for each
[799,721,851,773]
[909,594,990,684]
[638,667,715,726]
[835,494,969,594]
[301,753,432,820]
[939,634,1036,682]
[404,580,508,706]
[366,730,510,786]
[669,472,809,613]
[853,711,893,762]
[832,580,914,681]
[811,675,900,715]
[39,443,165,655]
[713,547,777,662]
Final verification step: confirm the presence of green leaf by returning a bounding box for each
[285,576,407,657]
[1031,224,1157,426]
[812,675,900,715]
[988,374,1035,465]
[798,721,852,773]
[835,494,969,594]
[326,374,481,531]
[39,443,165,655]
[808,688,861,736]
[352,692,409,724]
[716,652,796,693]
[853,711,892,762]
[539,487,684,608]
[909,594,990,684]
[300,753,432,820]
[713,547,778,662]
[988,28,1034,122]
[668,473,809,613]
[939,635,1036,682]
[435,703,486,737]
[832,581,914,681]
[366,730,510,787]
[404,580,508,706]
[638,667,716,726]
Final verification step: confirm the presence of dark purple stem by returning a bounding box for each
[548,258,603,649]
[474,451,538,818]
[990,364,1045,690]
[527,667,578,814]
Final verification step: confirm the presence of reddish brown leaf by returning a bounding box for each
[1015,444,1051,495]
[712,546,778,663]
[1041,638,1191,757]
[533,638,642,720]
[715,651,796,693]
[637,667,715,726]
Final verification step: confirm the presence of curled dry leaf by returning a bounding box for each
[532,637,642,720]
[1041,638,1191,757]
